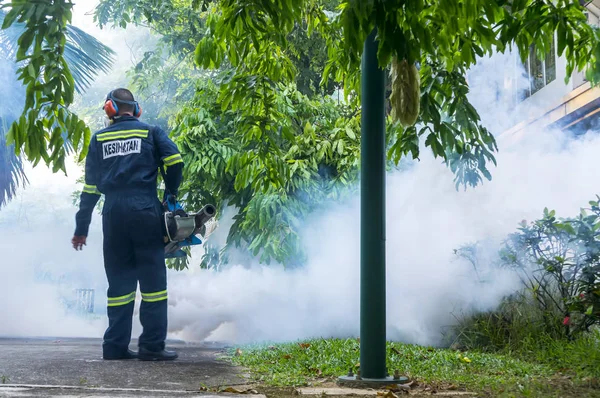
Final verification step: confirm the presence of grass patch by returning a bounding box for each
[450,300,600,383]
[228,334,600,396]
[228,338,556,393]
[507,330,600,380]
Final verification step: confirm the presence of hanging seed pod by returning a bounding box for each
[390,57,420,127]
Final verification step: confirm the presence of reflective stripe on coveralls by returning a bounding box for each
[107,291,136,307]
[82,184,100,195]
[163,154,183,167]
[96,129,149,142]
[141,290,168,303]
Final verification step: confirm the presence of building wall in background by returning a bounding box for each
[500,2,600,136]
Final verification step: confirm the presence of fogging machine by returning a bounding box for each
[162,197,217,259]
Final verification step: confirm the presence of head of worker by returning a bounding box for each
[102,88,142,125]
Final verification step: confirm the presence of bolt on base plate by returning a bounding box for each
[337,375,410,389]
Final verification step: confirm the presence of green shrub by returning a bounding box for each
[448,291,564,353]
[450,198,600,354]
[498,203,600,338]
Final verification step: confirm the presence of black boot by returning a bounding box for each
[138,347,178,361]
[103,349,138,360]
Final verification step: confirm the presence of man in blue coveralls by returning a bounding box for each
[71,88,183,361]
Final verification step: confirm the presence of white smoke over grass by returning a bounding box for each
[168,134,583,346]
[165,51,600,346]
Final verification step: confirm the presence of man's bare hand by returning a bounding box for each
[72,236,87,251]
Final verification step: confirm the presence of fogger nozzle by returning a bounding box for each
[194,204,217,235]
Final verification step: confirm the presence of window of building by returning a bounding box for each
[518,36,556,100]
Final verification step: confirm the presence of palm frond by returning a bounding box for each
[0,118,28,208]
[0,10,116,93]
[0,34,27,208]
[0,10,116,210]
[64,24,116,93]
[0,15,21,59]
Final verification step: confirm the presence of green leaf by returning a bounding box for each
[586,305,594,316]
[2,7,21,29]
[557,21,567,56]
[345,126,356,140]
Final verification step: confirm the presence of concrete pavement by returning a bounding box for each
[0,337,255,397]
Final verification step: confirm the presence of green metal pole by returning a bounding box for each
[360,28,387,379]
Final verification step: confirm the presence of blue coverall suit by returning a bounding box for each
[74,115,183,358]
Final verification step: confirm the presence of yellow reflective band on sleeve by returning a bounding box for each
[107,291,136,307]
[97,129,149,142]
[82,184,100,195]
[163,154,183,167]
[141,290,168,303]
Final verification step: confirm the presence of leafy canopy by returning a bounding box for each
[170,79,360,268]
[185,0,600,266]
[89,0,600,267]
[196,0,600,189]
[4,0,600,183]
[93,0,361,267]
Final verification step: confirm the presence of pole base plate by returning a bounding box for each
[337,376,409,389]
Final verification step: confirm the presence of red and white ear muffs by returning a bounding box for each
[103,91,143,118]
